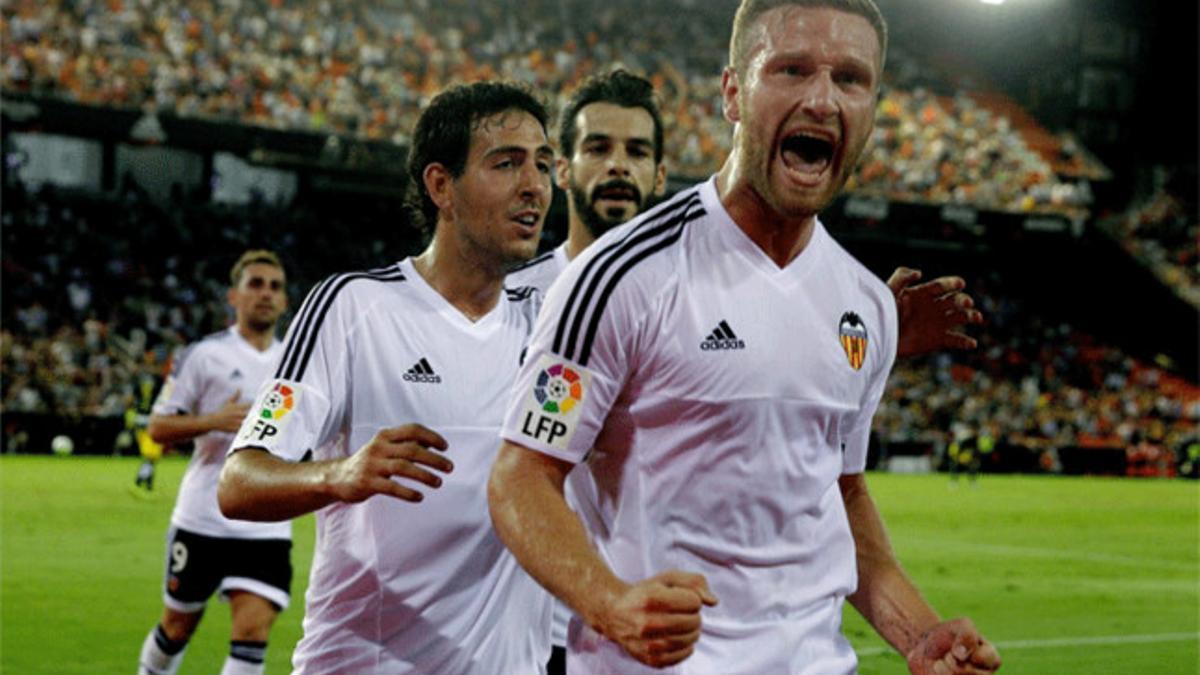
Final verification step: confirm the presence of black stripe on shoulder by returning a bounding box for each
[504,285,537,302]
[275,266,407,381]
[552,189,703,363]
[575,205,706,365]
[508,250,556,273]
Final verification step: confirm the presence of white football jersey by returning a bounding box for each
[153,326,288,540]
[501,178,898,674]
[234,259,552,675]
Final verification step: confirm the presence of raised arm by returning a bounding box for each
[219,424,453,522]
[839,473,1001,674]
[488,441,717,669]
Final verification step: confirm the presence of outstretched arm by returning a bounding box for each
[219,424,452,522]
[488,441,717,669]
[887,268,984,358]
[840,473,1001,674]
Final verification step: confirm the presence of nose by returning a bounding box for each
[800,69,838,121]
[605,149,632,177]
[519,160,549,201]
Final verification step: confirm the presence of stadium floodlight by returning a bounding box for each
[978,0,1006,4]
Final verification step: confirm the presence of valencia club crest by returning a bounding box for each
[838,312,868,371]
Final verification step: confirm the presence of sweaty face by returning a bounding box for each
[562,102,665,238]
[231,263,287,332]
[448,110,553,269]
[726,6,880,219]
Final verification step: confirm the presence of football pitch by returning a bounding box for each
[2,456,1197,674]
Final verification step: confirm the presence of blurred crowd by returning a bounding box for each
[1101,168,1199,308]
[0,179,418,419]
[874,276,1199,476]
[3,0,1092,215]
[4,182,1195,476]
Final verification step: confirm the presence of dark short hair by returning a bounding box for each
[229,249,283,286]
[729,0,888,73]
[559,69,665,165]
[404,82,550,233]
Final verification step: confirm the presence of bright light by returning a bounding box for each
[978,0,1006,5]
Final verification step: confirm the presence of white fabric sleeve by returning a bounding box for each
[501,251,643,464]
[151,345,202,416]
[842,289,899,474]
[231,279,351,462]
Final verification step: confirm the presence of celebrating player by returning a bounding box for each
[138,250,291,675]
[218,82,556,673]
[489,2,1001,674]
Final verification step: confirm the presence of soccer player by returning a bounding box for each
[137,250,290,675]
[489,2,1002,674]
[510,66,985,674]
[217,82,556,674]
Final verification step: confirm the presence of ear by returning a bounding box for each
[225,286,237,307]
[555,156,571,191]
[422,163,453,214]
[721,66,741,124]
[653,163,667,197]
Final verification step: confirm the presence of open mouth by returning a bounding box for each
[512,211,541,228]
[781,133,835,176]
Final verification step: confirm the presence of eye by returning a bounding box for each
[537,160,552,174]
[583,141,611,156]
[629,145,651,159]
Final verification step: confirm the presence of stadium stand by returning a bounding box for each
[1,0,1195,479]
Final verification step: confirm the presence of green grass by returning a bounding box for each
[2,456,1197,674]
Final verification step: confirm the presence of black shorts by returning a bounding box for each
[163,526,292,613]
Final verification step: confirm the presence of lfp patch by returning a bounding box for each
[236,381,299,448]
[519,353,591,450]
[260,382,295,420]
[838,312,868,371]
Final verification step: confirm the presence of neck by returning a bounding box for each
[235,322,275,352]
[412,238,505,322]
[563,210,596,262]
[716,158,817,268]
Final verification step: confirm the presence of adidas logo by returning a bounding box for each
[700,320,745,351]
[402,357,442,384]
[230,369,243,380]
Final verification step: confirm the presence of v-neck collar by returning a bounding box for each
[399,258,506,333]
[227,325,278,359]
[698,177,828,288]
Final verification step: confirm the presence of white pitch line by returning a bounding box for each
[856,632,1200,657]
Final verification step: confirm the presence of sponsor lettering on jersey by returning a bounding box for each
[519,354,590,449]
[700,319,746,351]
[402,357,442,384]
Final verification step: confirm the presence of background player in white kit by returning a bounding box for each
[217,82,556,674]
[491,2,1002,674]
[137,250,290,675]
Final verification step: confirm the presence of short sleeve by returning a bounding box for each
[500,246,645,464]
[841,286,899,474]
[232,277,351,462]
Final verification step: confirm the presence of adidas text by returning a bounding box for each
[403,372,442,384]
[700,338,746,351]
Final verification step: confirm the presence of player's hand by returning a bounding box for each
[887,268,984,358]
[595,570,718,668]
[209,391,252,433]
[331,424,452,504]
[906,617,1001,674]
